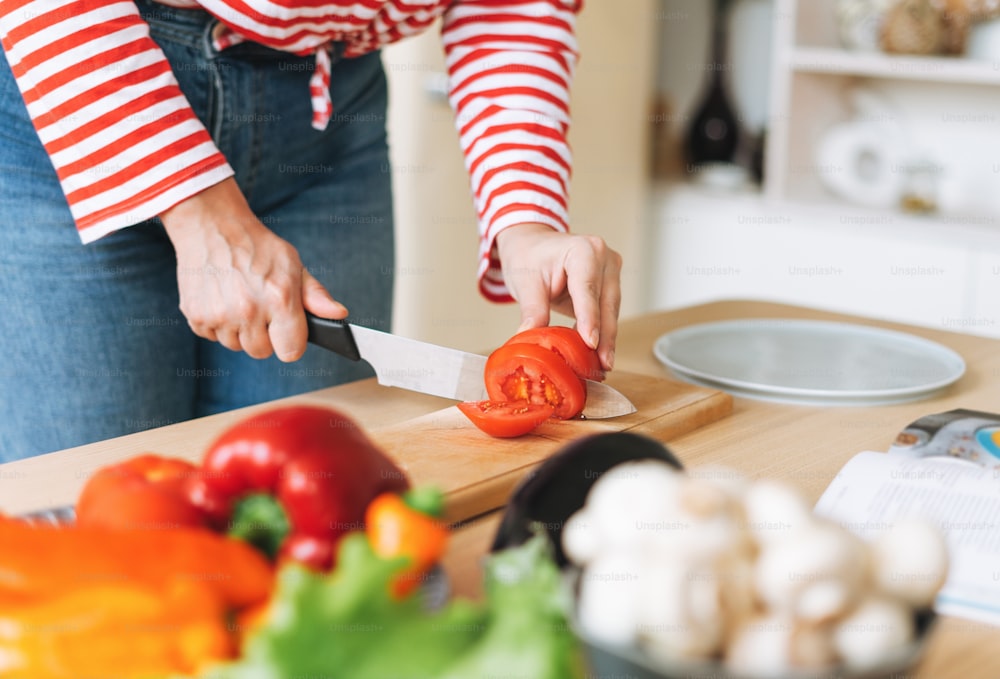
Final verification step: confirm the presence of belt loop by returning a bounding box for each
[202,19,220,59]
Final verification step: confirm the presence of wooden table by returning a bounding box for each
[2,299,997,677]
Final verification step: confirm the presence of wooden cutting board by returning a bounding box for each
[370,371,732,524]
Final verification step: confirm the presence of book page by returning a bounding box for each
[815,450,1000,625]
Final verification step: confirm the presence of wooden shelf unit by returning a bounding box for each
[764,0,1000,221]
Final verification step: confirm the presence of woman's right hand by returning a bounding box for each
[160,178,347,362]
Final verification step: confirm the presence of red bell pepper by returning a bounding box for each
[186,405,409,570]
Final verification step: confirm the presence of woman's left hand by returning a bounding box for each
[495,223,621,372]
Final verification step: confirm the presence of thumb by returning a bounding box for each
[302,270,348,319]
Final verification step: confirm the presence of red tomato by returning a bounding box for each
[503,326,605,382]
[457,400,556,438]
[485,343,587,420]
[76,454,207,530]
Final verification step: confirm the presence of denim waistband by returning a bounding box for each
[133,0,345,62]
[135,0,215,55]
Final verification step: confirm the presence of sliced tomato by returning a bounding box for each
[503,326,605,382]
[457,400,555,438]
[485,343,587,420]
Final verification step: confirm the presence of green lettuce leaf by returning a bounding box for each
[199,530,582,679]
[438,529,586,679]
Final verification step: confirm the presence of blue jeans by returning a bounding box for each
[0,0,394,461]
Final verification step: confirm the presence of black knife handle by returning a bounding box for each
[305,313,361,361]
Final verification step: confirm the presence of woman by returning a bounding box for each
[0,0,621,460]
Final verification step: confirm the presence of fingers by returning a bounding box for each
[264,269,347,363]
[187,302,275,359]
[505,265,552,332]
[240,320,275,360]
[264,264,308,364]
[179,253,331,363]
[514,280,552,333]
[596,251,622,371]
[268,269,347,363]
[215,327,243,354]
[563,236,621,370]
[167,182,340,364]
[301,269,348,320]
[501,228,622,372]
[564,236,603,350]
[581,237,621,371]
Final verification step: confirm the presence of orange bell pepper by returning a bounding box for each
[0,517,275,677]
[0,518,273,609]
[0,579,231,678]
[365,487,450,598]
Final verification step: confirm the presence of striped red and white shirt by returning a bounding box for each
[0,0,580,301]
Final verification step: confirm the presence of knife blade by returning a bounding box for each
[306,314,636,419]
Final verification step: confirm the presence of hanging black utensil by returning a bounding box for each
[684,0,741,172]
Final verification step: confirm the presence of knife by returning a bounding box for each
[306,314,636,419]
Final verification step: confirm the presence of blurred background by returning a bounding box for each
[383,0,1000,352]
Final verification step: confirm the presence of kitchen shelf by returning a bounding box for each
[789,46,1000,86]
[648,0,1000,335]
[765,0,1000,220]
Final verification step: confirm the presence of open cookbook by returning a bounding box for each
[815,408,1000,626]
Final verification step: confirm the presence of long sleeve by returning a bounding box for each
[0,0,233,242]
[0,0,582,284]
[441,0,581,302]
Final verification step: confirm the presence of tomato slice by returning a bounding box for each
[457,400,555,438]
[503,326,605,382]
[485,343,587,420]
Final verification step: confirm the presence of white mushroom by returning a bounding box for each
[561,509,599,566]
[742,479,816,545]
[725,613,836,675]
[645,510,747,566]
[795,579,860,624]
[639,529,760,664]
[584,460,685,553]
[637,559,725,662]
[754,519,868,619]
[644,475,752,565]
[833,595,915,668]
[715,551,759,645]
[870,518,949,609]
[576,552,645,647]
[566,461,941,675]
